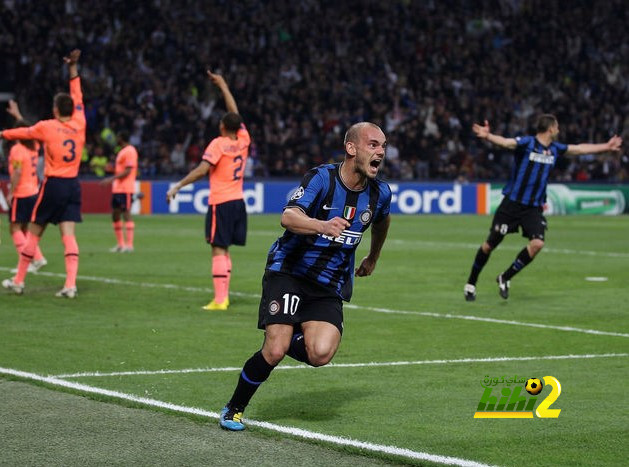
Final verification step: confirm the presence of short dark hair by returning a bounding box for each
[535,114,558,133]
[54,92,74,117]
[221,112,242,133]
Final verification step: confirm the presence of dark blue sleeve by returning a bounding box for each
[514,135,532,148]
[554,142,568,156]
[285,168,325,213]
[374,183,392,223]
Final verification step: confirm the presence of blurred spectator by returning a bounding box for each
[89,146,108,177]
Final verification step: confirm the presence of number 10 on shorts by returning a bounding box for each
[283,293,300,315]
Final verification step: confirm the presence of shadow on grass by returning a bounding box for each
[255,385,374,422]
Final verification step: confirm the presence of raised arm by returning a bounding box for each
[6,100,24,122]
[355,214,390,277]
[207,70,239,114]
[64,49,80,79]
[280,207,350,237]
[473,120,517,150]
[565,135,622,156]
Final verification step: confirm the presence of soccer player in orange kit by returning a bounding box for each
[101,131,139,252]
[167,70,250,310]
[4,100,47,271]
[1,49,85,298]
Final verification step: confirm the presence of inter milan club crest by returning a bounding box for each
[343,206,356,220]
[268,300,280,315]
[359,207,373,225]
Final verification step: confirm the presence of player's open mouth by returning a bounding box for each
[370,159,382,169]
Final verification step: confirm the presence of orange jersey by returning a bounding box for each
[112,145,139,193]
[202,125,251,205]
[9,142,40,198]
[2,77,85,178]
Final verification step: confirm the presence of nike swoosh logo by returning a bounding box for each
[322,204,337,210]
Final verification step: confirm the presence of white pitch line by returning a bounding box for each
[345,305,629,338]
[0,367,493,467]
[387,239,629,258]
[1,266,626,338]
[53,353,629,379]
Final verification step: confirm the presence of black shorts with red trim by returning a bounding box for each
[204,199,247,247]
[112,193,133,212]
[32,177,82,225]
[257,271,344,335]
[9,194,38,223]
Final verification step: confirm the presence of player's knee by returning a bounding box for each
[306,344,335,367]
[262,344,288,366]
[529,238,544,255]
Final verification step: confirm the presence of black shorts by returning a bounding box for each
[257,271,344,335]
[9,194,38,223]
[490,197,547,240]
[32,177,82,225]
[205,199,247,247]
[112,193,133,212]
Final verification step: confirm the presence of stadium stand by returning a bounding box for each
[1,0,627,181]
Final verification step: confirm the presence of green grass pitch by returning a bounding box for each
[1,214,627,466]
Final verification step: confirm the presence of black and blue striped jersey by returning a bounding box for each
[502,136,568,206]
[266,163,392,301]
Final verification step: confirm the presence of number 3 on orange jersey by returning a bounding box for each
[63,139,77,162]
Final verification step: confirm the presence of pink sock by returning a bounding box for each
[62,235,79,289]
[11,230,26,257]
[14,233,39,284]
[212,254,229,303]
[113,221,124,247]
[226,254,232,295]
[125,221,135,248]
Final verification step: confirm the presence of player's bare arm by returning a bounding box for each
[166,161,211,202]
[355,214,390,277]
[281,207,350,236]
[7,163,22,204]
[64,49,81,78]
[473,120,517,150]
[100,167,132,185]
[6,100,23,121]
[565,135,623,156]
[207,70,239,114]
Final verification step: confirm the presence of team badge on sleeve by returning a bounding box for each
[290,187,304,201]
[343,206,356,220]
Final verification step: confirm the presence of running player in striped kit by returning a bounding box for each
[219,122,392,431]
[464,115,622,301]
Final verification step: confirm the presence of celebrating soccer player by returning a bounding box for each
[1,49,85,298]
[218,122,392,431]
[166,70,251,310]
[464,116,622,301]
[4,100,47,272]
[101,131,139,253]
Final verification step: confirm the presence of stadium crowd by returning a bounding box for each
[1,0,627,182]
